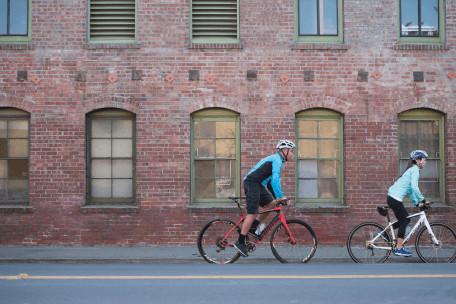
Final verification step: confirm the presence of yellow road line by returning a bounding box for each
[1,274,456,280]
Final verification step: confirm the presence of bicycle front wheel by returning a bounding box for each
[415,222,456,263]
[197,219,241,264]
[270,219,317,263]
[347,222,392,263]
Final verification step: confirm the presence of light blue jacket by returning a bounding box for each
[388,164,425,205]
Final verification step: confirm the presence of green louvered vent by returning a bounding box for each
[89,0,136,41]
[192,0,238,40]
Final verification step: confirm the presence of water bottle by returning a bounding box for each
[255,223,266,235]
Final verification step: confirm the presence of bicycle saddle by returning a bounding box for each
[377,206,390,217]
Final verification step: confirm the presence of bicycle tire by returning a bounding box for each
[347,222,392,263]
[415,222,456,263]
[270,219,317,263]
[197,218,242,264]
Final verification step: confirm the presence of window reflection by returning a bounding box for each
[401,0,439,37]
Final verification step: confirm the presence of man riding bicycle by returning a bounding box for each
[233,140,296,257]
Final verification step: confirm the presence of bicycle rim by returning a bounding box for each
[415,223,456,263]
[197,219,241,264]
[347,222,391,263]
[270,219,317,263]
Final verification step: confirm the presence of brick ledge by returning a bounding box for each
[0,205,34,213]
[292,205,350,213]
[390,44,449,50]
[291,43,349,50]
[187,43,244,49]
[80,205,140,213]
[0,44,35,50]
[83,43,141,50]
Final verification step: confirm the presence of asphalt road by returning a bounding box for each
[1,263,455,304]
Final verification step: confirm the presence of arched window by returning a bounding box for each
[295,108,343,204]
[398,109,444,203]
[191,108,240,203]
[86,109,136,205]
[0,108,30,204]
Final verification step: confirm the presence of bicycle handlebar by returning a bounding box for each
[419,201,434,211]
[275,198,290,207]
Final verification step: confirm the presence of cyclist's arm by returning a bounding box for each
[410,169,425,205]
[270,159,283,199]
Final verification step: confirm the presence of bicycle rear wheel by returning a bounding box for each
[197,219,241,264]
[347,222,392,263]
[270,219,317,263]
[415,222,456,263]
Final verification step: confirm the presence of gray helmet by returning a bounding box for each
[277,140,296,150]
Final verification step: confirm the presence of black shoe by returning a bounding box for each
[233,241,249,257]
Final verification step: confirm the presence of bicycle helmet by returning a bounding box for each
[410,150,428,160]
[277,140,296,150]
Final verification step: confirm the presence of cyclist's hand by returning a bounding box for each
[418,201,431,210]
[276,197,288,206]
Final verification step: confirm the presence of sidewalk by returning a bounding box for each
[0,245,422,264]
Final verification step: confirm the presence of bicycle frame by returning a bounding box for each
[371,210,439,250]
[221,200,296,247]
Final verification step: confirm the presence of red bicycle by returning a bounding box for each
[197,197,317,264]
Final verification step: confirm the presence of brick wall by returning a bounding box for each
[0,0,455,246]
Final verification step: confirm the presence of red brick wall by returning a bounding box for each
[0,0,455,246]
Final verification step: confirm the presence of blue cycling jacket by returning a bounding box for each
[388,164,425,205]
[244,153,285,198]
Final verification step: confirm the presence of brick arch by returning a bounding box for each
[393,97,450,115]
[82,95,140,114]
[188,98,242,114]
[0,94,35,113]
[293,95,351,115]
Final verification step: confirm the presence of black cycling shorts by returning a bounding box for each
[244,180,274,215]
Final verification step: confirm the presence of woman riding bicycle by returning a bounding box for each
[387,150,429,257]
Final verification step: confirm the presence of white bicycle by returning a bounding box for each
[347,203,456,263]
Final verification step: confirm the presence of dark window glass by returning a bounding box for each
[299,0,338,36]
[0,0,28,36]
[401,0,439,37]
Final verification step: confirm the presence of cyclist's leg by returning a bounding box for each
[256,187,274,223]
[387,196,410,251]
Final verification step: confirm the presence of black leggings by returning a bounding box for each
[387,196,410,239]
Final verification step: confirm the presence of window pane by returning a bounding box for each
[194,121,215,139]
[298,160,318,178]
[216,139,235,158]
[92,179,111,197]
[92,139,111,158]
[0,160,6,178]
[8,159,28,178]
[112,179,132,198]
[195,139,215,158]
[0,138,6,158]
[399,160,410,175]
[0,121,7,138]
[319,120,338,138]
[421,139,439,158]
[112,120,132,138]
[419,180,439,198]
[299,0,317,35]
[216,179,235,198]
[195,161,215,178]
[321,0,338,35]
[195,179,215,198]
[92,159,111,178]
[8,179,28,199]
[8,139,28,157]
[298,120,318,138]
[319,160,338,178]
[298,139,317,158]
[112,159,132,178]
[399,138,419,159]
[420,121,439,137]
[319,179,338,198]
[298,179,318,198]
[92,120,111,138]
[401,0,419,36]
[319,140,338,158]
[0,0,7,35]
[401,121,419,136]
[8,121,28,138]
[9,0,28,35]
[216,160,235,178]
[112,139,132,157]
[216,121,235,138]
[421,0,439,36]
[420,159,439,178]
[0,179,6,199]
